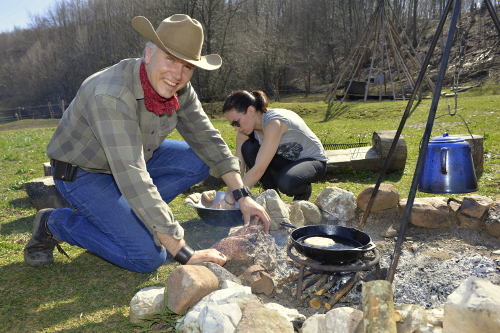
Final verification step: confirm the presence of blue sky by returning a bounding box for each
[0,0,58,32]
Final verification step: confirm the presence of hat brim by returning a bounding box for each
[132,16,222,71]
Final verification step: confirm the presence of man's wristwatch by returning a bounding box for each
[232,186,252,202]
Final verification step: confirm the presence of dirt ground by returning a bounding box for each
[254,207,500,320]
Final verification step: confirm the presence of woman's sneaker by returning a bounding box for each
[24,209,69,266]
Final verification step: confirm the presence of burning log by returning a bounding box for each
[315,275,339,296]
[303,274,328,299]
[362,280,397,333]
[324,272,361,307]
[301,273,325,292]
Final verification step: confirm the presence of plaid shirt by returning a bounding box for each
[47,58,239,244]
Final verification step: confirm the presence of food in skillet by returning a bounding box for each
[303,236,336,247]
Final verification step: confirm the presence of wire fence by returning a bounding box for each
[0,102,66,124]
[0,87,311,125]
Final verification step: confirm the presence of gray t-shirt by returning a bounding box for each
[253,109,328,162]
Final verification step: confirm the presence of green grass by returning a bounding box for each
[1,87,499,332]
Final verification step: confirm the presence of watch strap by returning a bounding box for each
[232,186,252,202]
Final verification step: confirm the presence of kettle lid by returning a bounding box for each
[430,132,464,143]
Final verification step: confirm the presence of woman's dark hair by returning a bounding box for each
[222,90,269,114]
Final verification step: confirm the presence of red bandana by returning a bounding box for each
[139,61,179,115]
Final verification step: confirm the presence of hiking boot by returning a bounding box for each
[293,185,312,201]
[24,209,69,267]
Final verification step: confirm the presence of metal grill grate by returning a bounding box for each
[322,142,370,150]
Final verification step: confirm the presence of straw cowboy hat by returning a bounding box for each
[132,14,222,70]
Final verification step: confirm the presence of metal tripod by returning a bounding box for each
[353,0,500,283]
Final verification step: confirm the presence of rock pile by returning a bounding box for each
[130,269,500,333]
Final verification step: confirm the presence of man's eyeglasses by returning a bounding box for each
[229,113,244,127]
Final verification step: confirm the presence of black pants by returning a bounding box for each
[241,139,327,198]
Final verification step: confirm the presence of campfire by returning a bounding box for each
[130,186,500,332]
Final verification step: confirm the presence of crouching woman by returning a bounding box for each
[222,90,327,202]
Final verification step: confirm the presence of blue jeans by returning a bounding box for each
[47,140,209,273]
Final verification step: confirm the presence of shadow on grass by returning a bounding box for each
[322,102,350,122]
[181,218,234,250]
[1,214,34,235]
[0,249,157,332]
[327,169,405,184]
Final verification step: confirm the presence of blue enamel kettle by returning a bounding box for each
[418,133,478,193]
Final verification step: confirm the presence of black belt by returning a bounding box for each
[51,159,79,182]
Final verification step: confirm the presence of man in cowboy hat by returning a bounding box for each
[23,14,270,273]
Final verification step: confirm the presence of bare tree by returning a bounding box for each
[0,0,485,109]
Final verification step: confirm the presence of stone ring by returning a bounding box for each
[219,253,225,258]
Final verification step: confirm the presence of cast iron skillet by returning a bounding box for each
[280,222,376,263]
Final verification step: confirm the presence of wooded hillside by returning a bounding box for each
[0,0,499,110]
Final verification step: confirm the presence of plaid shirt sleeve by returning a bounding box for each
[175,84,240,178]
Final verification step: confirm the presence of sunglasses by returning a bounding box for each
[229,113,245,127]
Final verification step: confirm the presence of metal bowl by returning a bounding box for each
[188,192,244,227]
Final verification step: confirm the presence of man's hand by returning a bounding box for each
[157,232,227,266]
[237,196,270,233]
[187,249,227,266]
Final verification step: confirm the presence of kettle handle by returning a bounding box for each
[440,147,448,174]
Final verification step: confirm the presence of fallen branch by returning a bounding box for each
[450,84,481,92]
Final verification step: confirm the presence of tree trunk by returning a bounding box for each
[412,0,419,48]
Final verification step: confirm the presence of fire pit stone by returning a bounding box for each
[356,183,400,212]
[288,200,323,226]
[315,187,357,222]
[211,226,277,276]
[254,189,290,230]
[166,265,219,315]
[485,201,500,237]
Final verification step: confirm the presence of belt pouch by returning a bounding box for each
[52,160,78,181]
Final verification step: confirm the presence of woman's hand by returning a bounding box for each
[186,249,227,266]
[237,196,270,233]
[220,172,271,233]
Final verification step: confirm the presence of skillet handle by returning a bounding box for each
[279,222,298,229]
[358,241,376,251]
